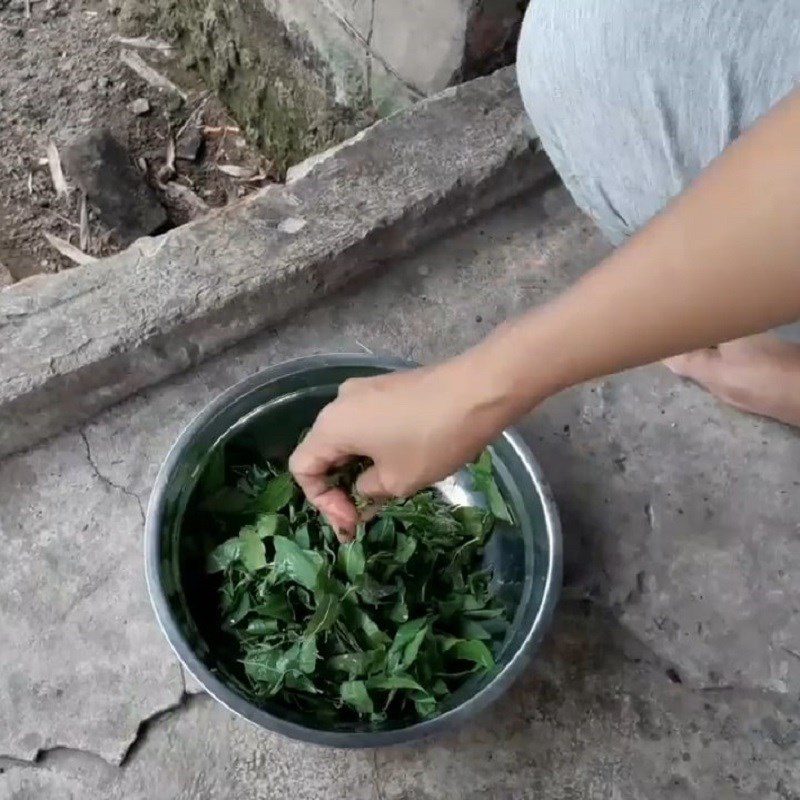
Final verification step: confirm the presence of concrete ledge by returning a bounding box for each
[0,67,552,458]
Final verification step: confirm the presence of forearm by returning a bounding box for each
[468,87,800,413]
[293,88,800,519]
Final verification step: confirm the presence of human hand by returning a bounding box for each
[289,355,523,540]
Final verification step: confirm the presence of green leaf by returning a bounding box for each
[245,618,279,636]
[239,527,267,572]
[387,618,429,673]
[449,639,495,671]
[438,595,465,620]
[327,649,385,678]
[366,673,425,692]
[344,607,392,649]
[480,617,510,637]
[297,636,318,673]
[437,635,461,652]
[274,536,324,590]
[394,532,417,565]
[285,673,319,694]
[459,619,492,640]
[469,451,512,523]
[291,586,314,611]
[255,513,282,538]
[315,568,346,598]
[226,592,251,626]
[388,596,409,624]
[252,592,293,622]
[206,538,241,573]
[204,487,253,515]
[293,523,311,549]
[454,506,492,539]
[464,606,507,620]
[338,541,366,582]
[472,450,493,479]
[369,516,396,547]
[203,439,515,725]
[413,691,437,718]
[341,680,374,714]
[255,473,295,513]
[485,484,512,523]
[243,649,284,692]
[353,573,396,605]
[321,523,337,547]
[304,593,340,637]
[275,640,317,676]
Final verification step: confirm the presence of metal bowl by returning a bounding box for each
[145,354,562,747]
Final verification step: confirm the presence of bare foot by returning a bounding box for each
[664,334,800,428]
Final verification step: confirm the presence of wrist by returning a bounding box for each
[445,322,559,430]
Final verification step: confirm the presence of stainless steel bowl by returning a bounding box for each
[145,354,562,746]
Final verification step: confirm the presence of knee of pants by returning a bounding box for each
[519,0,800,244]
[516,0,749,245]
[516,2,647,244]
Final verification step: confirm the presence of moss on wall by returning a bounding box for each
[122,0,370,177]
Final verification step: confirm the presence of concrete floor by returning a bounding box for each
[1,183,799,799]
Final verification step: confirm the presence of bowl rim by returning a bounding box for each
[145,353,562,747]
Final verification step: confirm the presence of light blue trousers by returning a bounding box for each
[517,0,800,342]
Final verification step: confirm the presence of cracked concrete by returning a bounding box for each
[79,430,145,526]
[1,183,799,797]
[2,607,798,799]
[371,605,800,799]
[0,431,183,764]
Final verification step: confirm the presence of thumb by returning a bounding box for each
[354,465,395,501]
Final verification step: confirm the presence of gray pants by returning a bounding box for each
[517,0,800,341]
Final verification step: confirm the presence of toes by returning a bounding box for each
[663,355,691,376]
[663,349,718,380]
[664,349,759,415]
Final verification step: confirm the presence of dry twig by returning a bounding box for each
[203,125,241,137]
[157,136,177,182]
[79,193,90,253]
[46,142,68,197]
[120,49,187,100]
[113,35,174,53]
[175,97,209,140]
[217,164,257,179]
[43,233,97,266]
[174,98,208,161]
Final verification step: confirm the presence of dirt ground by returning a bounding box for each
[0,0,272,282]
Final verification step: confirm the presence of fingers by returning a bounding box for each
[337,376,367,397]
[315,487,359,542]
[290,426,359,539]
[289,439,337,503]
[354,465,394,501]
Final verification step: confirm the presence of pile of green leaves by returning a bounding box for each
[202,450,514,724]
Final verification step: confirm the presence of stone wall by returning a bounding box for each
[281,0,527,109]
[117,0,527,173]
[121,0,372,176]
